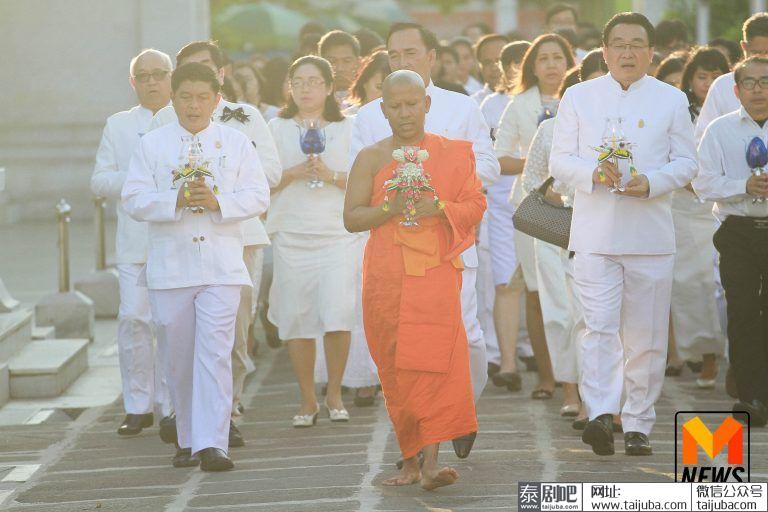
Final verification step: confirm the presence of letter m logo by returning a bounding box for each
[682,416,743,465]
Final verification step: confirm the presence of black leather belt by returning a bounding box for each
[726,216,768,229]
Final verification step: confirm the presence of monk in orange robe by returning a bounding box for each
[344,70,486,490]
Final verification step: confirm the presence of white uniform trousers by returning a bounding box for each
[574,253,674,436]
[232,245,263,417]
[149,285,241,454]
[477,214,501,366]
[534,240,576,383]
[462,265,489,403]
[670,192,725,361]
[564,255,585,381]
[116,264,171,416]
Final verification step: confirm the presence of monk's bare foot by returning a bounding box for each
[382,470,421,486]
[383,457,420,486]
[421,467,459,490]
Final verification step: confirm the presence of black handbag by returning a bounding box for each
[512,177,572,250]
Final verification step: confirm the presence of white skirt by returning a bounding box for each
[268,232,358,340]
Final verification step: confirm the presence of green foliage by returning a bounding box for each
[664,0,750,42]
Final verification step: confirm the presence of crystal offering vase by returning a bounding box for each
[180,135,205,213]
[299,119,326,189]
[600,117,632,193]
[746,136,767,203]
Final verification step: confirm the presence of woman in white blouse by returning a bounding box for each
[494,33,574,399]
[521,50,607,422]
[267,56,357,427]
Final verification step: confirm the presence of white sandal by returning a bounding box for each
[292,405,319,428]
[324,400,350,422]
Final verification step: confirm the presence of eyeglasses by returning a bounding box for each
[289,78,326,90]
[133,70,170,83]
[739,77,768,90]
[607,43,649,53]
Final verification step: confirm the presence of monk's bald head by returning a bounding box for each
[381,70,426,100]
[380,70,430,142]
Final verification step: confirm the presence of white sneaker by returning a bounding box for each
[324,400,350,422]
[292,405,319,428]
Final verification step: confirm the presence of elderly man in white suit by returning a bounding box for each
[91,49,173,437]
[123,63,270,471]
[149,41,282,448]
[550,13,697,457]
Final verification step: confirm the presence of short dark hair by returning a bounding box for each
[171,62,221,93]
[744,13,768,42]
[546,3,578,25]
[500,40,531,70]
[318,30,361,58]
[299,21,326,40]
[734,55,768,83]
[654,52,687,83]
[279,55,344,123]
[681,46,730,105]
[515,33,575,94]
[387,22,439,52]
[354,27,384,56]
[602,12,656,47]
[578,48,608,81]
[708,37,742,66]
[558,66,581,98]
[463,22,492,37]
[578,26,602,49]
[555,28,579,49]
[176,40,225,69]
[450,36,474,52]
[437,44,459,62]
[474,33,509,61]
[260,56,290,107]
[655,19,688,49]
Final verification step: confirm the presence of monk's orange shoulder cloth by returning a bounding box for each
[361,133,485,459]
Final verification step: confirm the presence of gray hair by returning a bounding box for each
[129,49,173,76]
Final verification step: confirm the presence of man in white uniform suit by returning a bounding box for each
[149,41,282,448]
[550,13,697,456]
[695,13,768,143]
[91,49,173,437]
[123,63,270,471]
[351,22,500,459]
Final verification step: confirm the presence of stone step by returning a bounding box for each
[31,325,55,340]
[8,339,89,399]
[0,309,32,363]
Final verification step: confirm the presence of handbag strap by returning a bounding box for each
[536,176,556,195]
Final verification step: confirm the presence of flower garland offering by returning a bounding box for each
[172,160,217,213]
[383,146,439,227]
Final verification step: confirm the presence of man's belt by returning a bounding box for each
[726,215,768,229]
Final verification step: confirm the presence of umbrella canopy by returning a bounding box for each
[215,2,311,51]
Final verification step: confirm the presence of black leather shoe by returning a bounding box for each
[452,431,477,459]
[572,418,587,430]
[229,421,245,448]
[117,413,153,436]
[172,447,200,468]
[732,400,768,427]
[491,372,522,392]
[199,447,234,472]
[624,432,653,455]
[520,356,538,372]
[159,414,177,444]
[582,414,614,456]
[487,362,500,377]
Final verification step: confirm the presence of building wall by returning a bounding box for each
[0,0,210,223]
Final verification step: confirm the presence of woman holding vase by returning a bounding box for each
[266,56,357,427]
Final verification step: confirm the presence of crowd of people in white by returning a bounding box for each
[92,4,768,472]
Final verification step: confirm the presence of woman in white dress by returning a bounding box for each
[494,33,574,399]
[267,56,358,426]
[665,47,729,385]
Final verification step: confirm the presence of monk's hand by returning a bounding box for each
[593,160,621,189]
[186,177,220,211]
[617,174,650,198]
[385,192,407,218]
[412,196,444,219]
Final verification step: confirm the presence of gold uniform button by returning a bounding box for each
[200,236,205,241]
[192,237,199,243]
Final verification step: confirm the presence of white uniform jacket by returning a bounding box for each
[122,121,270,290]
[549,74,698,255]
[150,98,281,247]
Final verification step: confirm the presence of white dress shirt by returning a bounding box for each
[480,91,510,138]
[550,74,698,255]
[462,75,484,95]
[91,104,160,264]
[150,98,281,247]
[471,84,493,105]
[122,121,270,289]
[693,106,768,221]
[694,72,738,143]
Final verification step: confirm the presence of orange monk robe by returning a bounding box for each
[362,133,486,459]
